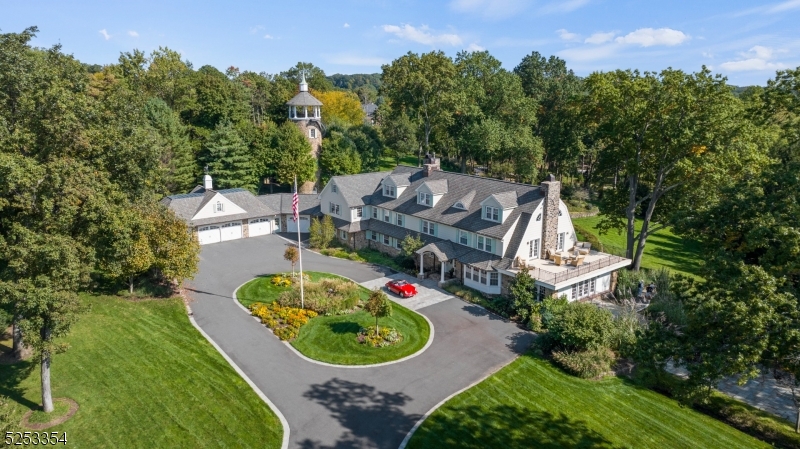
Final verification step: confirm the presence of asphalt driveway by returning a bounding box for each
[188,234,534,448]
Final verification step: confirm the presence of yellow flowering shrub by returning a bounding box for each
[248,302,317,341]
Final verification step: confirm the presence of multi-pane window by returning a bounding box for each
[372,207,378,219]
[384,211,390,222]
[332,184,337,193]
[529,239,540,258]
[489,272,499,286]
[309,129,317,138]
[383,185,396,197]
[383,234,390,245]
[355,207,363,218]
[370,231,378,241]
[396,214,404,227]
[340,230,347,239]
[464,266,472,280]
[536,285,549,301]
[422,220,435,235]
[215,201,224,212]
[329,202,340,215]
[477,236,493,253]
[418,192,432,206]
[459,230,468,246]
[484,206,500,222]
[480,269,487,284]
[571,277,597,300]
[557,232,566,251]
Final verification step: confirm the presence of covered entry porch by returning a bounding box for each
[415,241,467,286]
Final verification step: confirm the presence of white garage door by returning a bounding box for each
[220,222,243,241]
[249,217,272,237]
[286,216,310,233]
[197,225,221,245]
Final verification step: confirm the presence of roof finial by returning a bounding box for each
[299,70,308,92]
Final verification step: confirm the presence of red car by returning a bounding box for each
[385,279,418,298]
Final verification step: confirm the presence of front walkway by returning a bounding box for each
[188,234,534,448]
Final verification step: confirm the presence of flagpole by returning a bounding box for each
[295,175,305,309]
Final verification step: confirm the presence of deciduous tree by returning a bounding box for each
[365,289,392,334]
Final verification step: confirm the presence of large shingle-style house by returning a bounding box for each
[161,174,319,245]
[320,154,631,301]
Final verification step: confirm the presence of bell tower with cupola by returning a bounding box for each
[285,73,323,193]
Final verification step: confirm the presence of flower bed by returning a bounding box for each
[249,302,317,341]
[357,326,403,347]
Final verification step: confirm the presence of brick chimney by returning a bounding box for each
[423,152,441,177]
[540,174,561,258]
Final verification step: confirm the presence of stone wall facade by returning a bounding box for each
[352,231,368,250]
[501,272,514,297]
[241,219,250,238]
[540,176,561,258]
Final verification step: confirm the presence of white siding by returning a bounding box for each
[557,201,577,250]
[192,193,246,220]
[463,266,502,295]
[515,204,543,262]
[319,183,349,222]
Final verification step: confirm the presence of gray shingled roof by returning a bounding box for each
[362,103,378,115]
[275,193,320,215]
[418,179,448,195]
[368,168,544,240]
[286,91,322,106]
[383,173,411,187]
[453,190,476,209]
[331,172,389,207]
[367,220,439,245]
[487,191,519,209]
[163,188,278,227]
[503,213,531,259]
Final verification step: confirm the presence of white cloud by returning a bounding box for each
[556,29,580,41]
[128,30,139,38]
[249,26,264,35]
[720,46,787,71]
[702,51,714,59]
[467,43,486,51]
[263,34,274,39]
[584,31,615,44]
[615,28,689,47]
[343,23,350,28]
[449,0,531,19]
[382,24,463,46]
[540,0,590,14]
[325,54,386,66]
[99,29,112,40]
[767,0,800,13]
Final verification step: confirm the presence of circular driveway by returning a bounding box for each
[188,234,534,448]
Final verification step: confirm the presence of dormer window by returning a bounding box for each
[418,192,432,206]
[383,185,396,197]
[332,184,337,193]
[454,202,465,210]
[215,201,224,212]
[484,206,500,222]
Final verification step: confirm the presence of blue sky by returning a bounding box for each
[4,0,800,86]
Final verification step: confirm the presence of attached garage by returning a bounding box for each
[197,225,221,245]
[248,217,273,237]
[220,222,243,241]
[286,216,310,233]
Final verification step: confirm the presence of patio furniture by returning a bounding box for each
[545,248,555,261]
[572,242,592,255]
[553,254,564,266]
[570,255,586,267]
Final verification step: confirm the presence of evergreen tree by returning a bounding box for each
[145,97,197,193]
[320,131,361,184]
[201,121,255,191]
[272,122,316,187]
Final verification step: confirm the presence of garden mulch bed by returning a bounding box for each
[21,398,79,430]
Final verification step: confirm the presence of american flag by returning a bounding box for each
[292,177,299,222]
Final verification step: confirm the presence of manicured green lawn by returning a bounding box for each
[0,295,282,448]
[237,271,336,308]
[572,215,703,279]
[236,273,431,365]
[407,353,767,449]
[378,154,419,171]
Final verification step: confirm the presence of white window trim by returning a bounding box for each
[422,220,435,236]
[529,238,540,259]
[355,206,363,218]
[459,230,468,246]
[372,207,378,219]
[557,232,566,251]
[396,214,404,227]
[418,192,432,206]
[215,201,224,212]
[309,128,317,138]
[332,184,337,193]
[484,206,500,222]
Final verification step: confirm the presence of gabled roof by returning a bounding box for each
[163,188,276,227]
[453,190,476,210]
[483,191,519,209]
[367,168,544,240]
[417,179,449,195]
[330,171,389,207]
[383,173,411,187]
[286,91,322,106]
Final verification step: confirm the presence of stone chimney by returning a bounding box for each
[540,174,561,258]
[423,152,441,177]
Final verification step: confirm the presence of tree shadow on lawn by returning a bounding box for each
[0,359,39,410]
[298,378,421,449]
[412,403,617,449]
[328,322,361,335]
